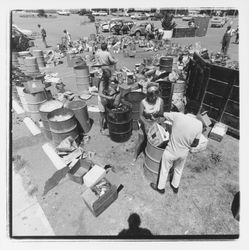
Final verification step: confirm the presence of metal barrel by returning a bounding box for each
[16,86,29,112]
[124,92,146,130]
[32,50,46,68]
[39,100,64,140]
[158,80,173,112]
[24,56,40,76]
[47,108,79,146]
[23,88,52,122]
[106,103,133,143]
[12,52,19,68]
[159,56,173,73]
[143,139,164,183]
[17,51,31,73]
[67,100,91,134]
[74,65,90,93]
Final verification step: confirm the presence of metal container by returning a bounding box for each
[74,65,90,93]
[158,80,173,112]
[23,88,52,122]
[32,49,46,68]
[39,100,64,140]
[124,92,146,130]
[107,103,133,143]
[24,56,40,76]
[143,139,165,183]
[67,100,91,134]
[12,52,19,68]
[47,108,79,146]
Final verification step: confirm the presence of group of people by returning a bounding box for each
[35,23,211,195]
[93,45,204,194]
[37,24,72,49]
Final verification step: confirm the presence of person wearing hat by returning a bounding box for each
[145,57,171,82]
[133,82,164,160]
[150,100,203,194]
[221,25,233,55]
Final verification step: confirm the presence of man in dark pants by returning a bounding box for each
[37,24,48,48]
[221,25,233,55]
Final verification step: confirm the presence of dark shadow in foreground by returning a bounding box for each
[118,213,153,239]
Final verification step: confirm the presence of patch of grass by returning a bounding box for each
[209,152,222,166]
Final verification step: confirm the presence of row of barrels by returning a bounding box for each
[15,84,91,146]
[41,100,91,145]
[12,50,46,76]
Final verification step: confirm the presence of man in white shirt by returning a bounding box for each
[95,43,118,71]
[150,100,203,194]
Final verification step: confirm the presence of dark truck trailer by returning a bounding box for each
[186,53,239,138]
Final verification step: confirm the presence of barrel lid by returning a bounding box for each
[39,100,64,112]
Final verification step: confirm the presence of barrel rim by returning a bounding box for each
[147,138,165,152]
[26,99,48,106]
[124,92,146,102]
[107,118,133,125]
[109,127,133,136]
[47,107,75,122]
[74,65,89,70]
[23,88,47,95]
[67,100,87,110]
[39,100,64,113]
[106,102,132,114]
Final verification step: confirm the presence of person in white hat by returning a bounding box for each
[133,82,164,160]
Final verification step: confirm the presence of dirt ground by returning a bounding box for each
[11,12,239,237]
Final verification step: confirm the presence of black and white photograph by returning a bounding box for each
[3,0,249,247]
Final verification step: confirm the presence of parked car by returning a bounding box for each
[78,9,92,16]
[131,13,149,20]
[210,16,226,27]
[93,11,108,16]
[57,10,70,16]
[101,22,110,32]
[182,15,193,21]
[151,12,163,21]
[112,11,125,17]
[130,22,152,36]
[110,20,135,35]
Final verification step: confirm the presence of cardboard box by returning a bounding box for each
[83,164,106,188]
[147,123,169,147]
[68,159,92,185]
[82,170,121,217]
[209,122,228,142]
[197,111,212,128]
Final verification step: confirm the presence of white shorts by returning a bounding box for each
[98,95,105,112]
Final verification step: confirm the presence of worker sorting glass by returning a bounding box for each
[97,68,121,135]
[133,82,164,160]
